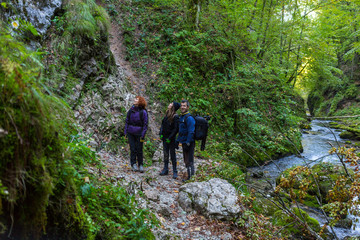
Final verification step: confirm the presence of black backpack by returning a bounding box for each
[127,108,147,127]
[184,115,210,151]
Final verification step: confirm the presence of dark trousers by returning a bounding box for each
[182,141,195,167]
[128,133,143,166]
[163,139,177,169]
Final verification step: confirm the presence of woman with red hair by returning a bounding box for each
[124,96,148,172]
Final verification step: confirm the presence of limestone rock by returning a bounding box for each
[178,178,242,220]
[152,143,163,163]
[1,0,62,35]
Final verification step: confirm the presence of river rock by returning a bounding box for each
[335,218,352,229]
[344,237,360,240]
[178,178,242,220]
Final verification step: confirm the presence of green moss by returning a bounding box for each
[276,163,352,209]
[273,207,320,238]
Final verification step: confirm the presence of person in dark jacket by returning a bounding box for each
[176,100,195,181]
[124,96,148,173]
[159,101,181,179]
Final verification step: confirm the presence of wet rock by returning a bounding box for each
[252,171,264,178]
[335,218,352,229]
[344,236,360,240]
[340,130,359,140]
[178,178,242,220]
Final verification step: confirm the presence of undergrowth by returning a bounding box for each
[109,0,306,167]
[0,13,157,240]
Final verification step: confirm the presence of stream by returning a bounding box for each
[249,120,360,239]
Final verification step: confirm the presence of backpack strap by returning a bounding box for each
[140,109,147,127]
[140,109,143,124]
[127,108,146,127]
[183,114,192,126]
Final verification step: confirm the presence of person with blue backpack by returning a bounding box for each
[176,100,196,181]
[159,101,181,179]
[124,96,148,173]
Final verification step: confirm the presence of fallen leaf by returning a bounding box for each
[84,177,90,183]
[173,190,179,193]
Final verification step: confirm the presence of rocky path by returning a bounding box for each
[101,14,239,240]
[108,19,159,138]
[90,149,235,240]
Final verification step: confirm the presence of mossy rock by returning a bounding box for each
[272,207,321,239]
[253,196,289,216]
[276,163,352,208]
[334,218,352,229]
[344,237,360,240]
[329,122,340,128]
[300,122,312,130]
[340,130,357,140]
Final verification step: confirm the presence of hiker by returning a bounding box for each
[176,100,195,181]
[159,101,181,179]
[124,96,148,173]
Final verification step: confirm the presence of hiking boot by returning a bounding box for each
[172,160,178,179]
[160,169,168,176]
[139,165,144,173]
[190,164,195,177]
[132,164,138,172]
[182,166,191,182]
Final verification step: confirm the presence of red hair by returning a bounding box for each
[136,96,147,109]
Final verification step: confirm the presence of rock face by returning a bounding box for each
[74,70,134,148]
[178,178,242,220]
[1,0,62,35]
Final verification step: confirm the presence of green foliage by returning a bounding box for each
[0,21,156,239]
[63,0,109,38]
[80,182,157,239]
[306,1,360,118]
[45,0,114,103]
[275,146,360,234]
[236,208,285,240]
[0,22,72,238]
[113,0,306,167]
[272,208,321,238]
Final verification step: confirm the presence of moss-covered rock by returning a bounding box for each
[272,207,321,239]
[335,218,352,229]
[340,129,360,140]
[276,163,352,208]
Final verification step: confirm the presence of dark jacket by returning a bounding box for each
[159,115,179,140]
[124,106,148,138]
[177,112,195,144]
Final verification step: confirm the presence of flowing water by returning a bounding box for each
[249,120,360,239]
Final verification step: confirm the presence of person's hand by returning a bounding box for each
[160,134,163,140]
[183,142,190,152]
[166,138,171,143]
